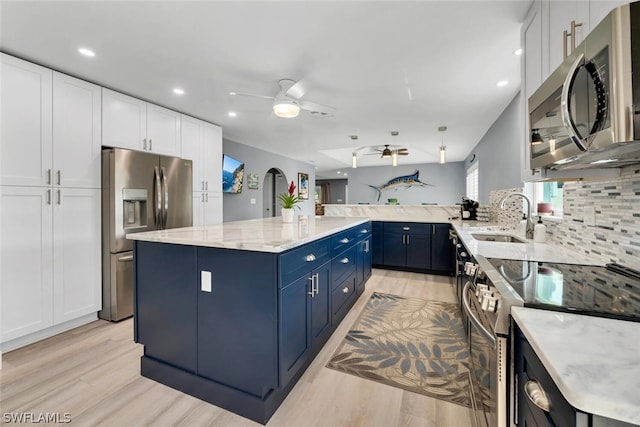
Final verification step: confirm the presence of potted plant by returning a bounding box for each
[278,180,300,222]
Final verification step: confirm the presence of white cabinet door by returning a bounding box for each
[0,54,53,187]
[53,72,102,189]
[181,115,204,191]
[203,192,223,225]
[548,0,589,75]
[52,188,101,324]
[102,88,146,151]
[193,192,203,226]
[1,186,54,342]
[202,122,222,192]
[147,104,181,156]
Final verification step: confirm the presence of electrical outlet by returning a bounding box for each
[250,198,256,205]
[584,205,596,227]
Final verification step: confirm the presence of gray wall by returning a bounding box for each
[463,92,523,204]
[316,179,348,204]
[222,139,315,222]
[335,163,465,205]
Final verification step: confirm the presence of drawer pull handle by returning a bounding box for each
[340,238,350,244]
[305,254,316,262]
[361,229,368,233]
[342,287,349,294]
[524,380,550,412]
[341,258,349,264]
[402,227,410,231]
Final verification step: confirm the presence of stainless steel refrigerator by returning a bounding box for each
[100,148,192,321]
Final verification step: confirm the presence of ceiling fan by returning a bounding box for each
[368,144,409,158]
[229,79,336,118]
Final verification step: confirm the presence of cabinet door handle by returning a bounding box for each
[202,181,205,191]
[563,29,569,59]
[364,240,369,253]
[57,170,61,186]
[205,193,208,203]
[406,235,410,245]
[205,181,208,191]
[524,380,550,412]
[340,238,350,244]
[313,273,319,295]
[306,254,316,262]
[56,189,61,205]
[47,169,52,185]
[46,189,51,205]
[341,258,349,264]
[308,276,315,296]
[570,20,583,53]
[342,287,349,294]
[432,225,435,234]
[201,193,205,203]
[402,226,410,231]
[118,254,134,262]
[143,138,147,151]
[149,138,153,151]
[402,235,405,245]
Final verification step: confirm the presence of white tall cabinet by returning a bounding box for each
[0,54,101,350]
[181,115,223,226]
[102,88,181,156]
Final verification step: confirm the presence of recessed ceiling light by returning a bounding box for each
[173,88,185,95]
[496,80,509,87]
[229,91,237,96]
[228,111,237,117]
[514,48,523,56]
[337,171,341,175]
[78,48,95,57]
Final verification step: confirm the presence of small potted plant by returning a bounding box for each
[278,180,300,222]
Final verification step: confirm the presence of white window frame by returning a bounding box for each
[466,162,479,201]
[526,181,563,220]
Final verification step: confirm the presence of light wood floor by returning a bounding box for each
[0,269,473,427]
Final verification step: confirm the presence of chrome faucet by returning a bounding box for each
[499,192,534,239]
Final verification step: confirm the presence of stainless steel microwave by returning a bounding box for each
[529,1,640,170]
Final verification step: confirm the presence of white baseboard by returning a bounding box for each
[0,313,98,353]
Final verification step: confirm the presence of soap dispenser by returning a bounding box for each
[517,214,527,236]
[533,216,547,243]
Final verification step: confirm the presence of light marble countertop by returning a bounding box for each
[512,307,640,425]
[452,222,605,265]
[323,204,460,222]
[126,216,369,253]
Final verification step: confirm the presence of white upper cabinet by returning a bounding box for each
[52,72,102,189]
[202,122,222,192]
[548,0,589,75]
[102,88,147,151]
[0,53,53,187]
[146,103,181,156]
[589,0,628,30]
[102,88,181,156]
[180,114,203,191]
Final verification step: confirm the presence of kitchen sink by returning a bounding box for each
[471,233,526,243]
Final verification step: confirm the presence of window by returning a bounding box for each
[466,162,479,201]
[528,181,563,218]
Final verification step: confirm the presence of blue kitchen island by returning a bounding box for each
[127,216,372,424]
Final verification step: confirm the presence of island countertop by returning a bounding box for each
[126,216,369,253]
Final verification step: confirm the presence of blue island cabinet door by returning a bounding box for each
[196,247,278,397]
[310,261,332,352]
[431,224,454,273]
[382,232,406,267]
[135,241,198,373]
[405,233,431,270]
[279,273,312,386]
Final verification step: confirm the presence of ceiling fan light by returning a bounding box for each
[273,97,300,118]
[439,145,446,164]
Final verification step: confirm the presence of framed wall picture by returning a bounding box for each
[298,172,309,200]
[247,173,259,189]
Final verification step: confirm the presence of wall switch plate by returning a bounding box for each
[584,205,596,227]
[201,270,212,292]
[250,198,256,205]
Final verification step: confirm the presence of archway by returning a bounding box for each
[263,168,288,217]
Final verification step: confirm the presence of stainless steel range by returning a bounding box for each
[463,255,640,427]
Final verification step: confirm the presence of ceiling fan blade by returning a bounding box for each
[397,152,409,156]
[285,79,309,99]
[396,148,409,152]
[230,91,274,100]
[299,99,336,116]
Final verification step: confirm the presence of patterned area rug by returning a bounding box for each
[327,292,473,408]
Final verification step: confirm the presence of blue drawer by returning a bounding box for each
[331,228,357,254]
[331,246,357,289]
[383,222,430,235]
[354,222,372,239]
[332,273,356,321]
[280,238,331,286]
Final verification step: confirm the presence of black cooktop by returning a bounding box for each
[487,258,640,322]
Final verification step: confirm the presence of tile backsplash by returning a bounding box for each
[489,166,640,266]
[489,187,525,229]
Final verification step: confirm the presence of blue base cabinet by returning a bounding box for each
[134,221,372,425]
[374,221,454,275]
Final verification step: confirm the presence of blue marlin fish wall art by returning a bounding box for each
[368,170,434,201]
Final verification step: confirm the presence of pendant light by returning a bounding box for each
[438,126,447,164]
[351,135,358,168]
[391,131,399,166]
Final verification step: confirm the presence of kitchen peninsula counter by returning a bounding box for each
[127,216,372,424]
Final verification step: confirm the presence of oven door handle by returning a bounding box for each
[462,282,497,349]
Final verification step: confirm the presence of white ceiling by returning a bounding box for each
[0,1,531,176]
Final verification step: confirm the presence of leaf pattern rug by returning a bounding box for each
[326,292,473,408]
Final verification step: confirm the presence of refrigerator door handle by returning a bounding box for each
[161,166,169,228]
[154,166,162,227]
